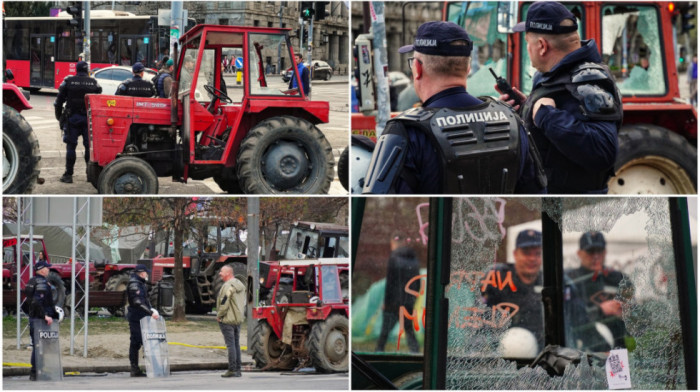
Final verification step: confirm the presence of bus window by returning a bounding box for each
[601,4,666,96]
[4,25,29,60]
[352,197,429,357]
[57,28,75,62]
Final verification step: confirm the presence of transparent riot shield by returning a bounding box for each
[140,316,170,377]
[31,319,63,381]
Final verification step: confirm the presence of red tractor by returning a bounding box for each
[86,25,335,194]
[252,259,349,373]
[3,236,138,315]
[3,71,41,194]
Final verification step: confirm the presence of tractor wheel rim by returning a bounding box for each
[262,140,310,190]
[114,173,145,194]
[324,329,347,363]
[608,156,695,194]
[2,132,20,192]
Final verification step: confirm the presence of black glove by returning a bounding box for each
[54,105,62,121]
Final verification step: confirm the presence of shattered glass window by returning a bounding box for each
[601,5,666,96]
[559,198,686,389]
[352,198,429,356]
[519,4,584,95]
[446,198,691,389]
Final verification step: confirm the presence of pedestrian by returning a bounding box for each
[689,55,697,107]
[180,55,196,90]
[289,52,311,97]
[375,233,420,353]
[126,264,159,377]
[155,59,175,98]
[54,60,102,184]
[363,21,546,194]
[216,264,246,377]
[115,62,156,97]
[566,231,634,351]
[26,260,59,381]
[501,1,622,194]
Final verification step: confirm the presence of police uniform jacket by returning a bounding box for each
[126,273,154,322]
[395,87,544,194]
[116,75,156,97]
[54,71,102,118]
[28,275,57,319]
[524,40,619,194]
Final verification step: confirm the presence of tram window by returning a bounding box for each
[352,197,429,355]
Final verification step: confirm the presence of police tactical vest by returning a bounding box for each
[521,62,623,192]
[119,78,156,97]
[62,74,101,115]
[389,97,522,193]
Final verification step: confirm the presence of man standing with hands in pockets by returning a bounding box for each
[217,265,246,378]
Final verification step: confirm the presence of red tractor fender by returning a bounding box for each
[252,305,285,338]
[2,268,10,280]
[3,83,32,112]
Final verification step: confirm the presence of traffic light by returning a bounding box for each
[66,3,82,29]
[302,28,309,43]
[300,1,314,20]
[680,3,695,34]
[680,46,687,64]
[314,1,330,21]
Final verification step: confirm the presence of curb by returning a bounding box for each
[3,360,256,377]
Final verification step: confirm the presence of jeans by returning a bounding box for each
[219,322,241,371]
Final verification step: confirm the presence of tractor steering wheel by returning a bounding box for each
[204,84,233,104]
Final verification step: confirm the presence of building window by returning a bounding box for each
[219,18,229,25]
[254,20,260,27]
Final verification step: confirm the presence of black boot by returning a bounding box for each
[29,370,36,381]
[59,173,73,183]
[130,365,146,377]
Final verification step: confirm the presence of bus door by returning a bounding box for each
[30,34,55,88]
[119,35,151,67]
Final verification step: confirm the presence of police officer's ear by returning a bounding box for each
[413,57,424,80]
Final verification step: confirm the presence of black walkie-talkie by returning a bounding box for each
[489,67,523,106]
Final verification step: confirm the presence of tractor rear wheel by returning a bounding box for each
[149,276,174,317]
[105,273,130,316]
[3,104,40,194]
[47,271,66,308]
[97,157,158,194]
[609,125,697,194]
[337,146,349,191]
[251,320,295,370]
[236,116,334,194]
[308,313,348,373]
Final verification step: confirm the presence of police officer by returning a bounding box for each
[155,59,175,98]
[126,264,159,377]
[362,21,546,194]
[54,60,102,184]
[566,232,633,351]
[27,260,59,381]
[482,230,545,349]
[116,62,156,97]
[502,1,622,194]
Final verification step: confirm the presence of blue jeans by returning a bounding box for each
[219,322,241,371]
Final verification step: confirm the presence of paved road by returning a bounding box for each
[19,79,349,195]
[3,369,349,390]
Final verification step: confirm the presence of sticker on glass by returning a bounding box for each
[606,348,632,389]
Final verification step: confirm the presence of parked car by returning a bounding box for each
[281,60,334,83]
[92,66,158,95]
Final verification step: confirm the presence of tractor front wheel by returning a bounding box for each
[47,271,66,308]
[608,125,697,194]
[3,104,40,194]
[236,116,334,194]
[337,146,349,191]
[307,313,348,373]
[105,273,130,316]
[251,320,295,370]
[97,157,158,194]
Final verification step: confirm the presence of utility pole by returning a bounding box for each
[83,1,90,66]
[246,198,260,350]
[170,1,183,58]
[277,4,284,74]
[370,1,390,137]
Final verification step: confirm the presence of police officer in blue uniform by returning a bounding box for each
[116,62,156,97]
[27,261,59,381]
[54,61,102,183]
[126,264,159,377]
[503,1,622,194]
[363,21,546,194]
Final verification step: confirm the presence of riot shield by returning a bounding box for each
[31,319,63,381]
[140,316,170,378]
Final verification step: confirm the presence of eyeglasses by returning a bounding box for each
[407,57,422,70]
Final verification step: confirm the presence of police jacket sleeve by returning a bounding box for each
[514,127,546,194]
[534,105,618,172]
[54,81,68,119]
[127,281,154,315]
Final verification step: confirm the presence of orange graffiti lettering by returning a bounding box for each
[449,302,520,329]
[480,270,516,292]
[404,274,427,297]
